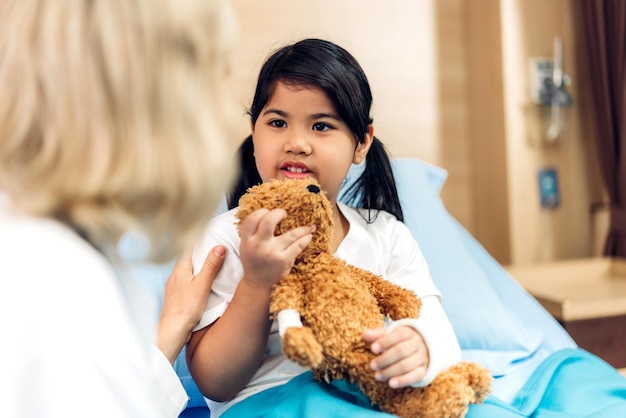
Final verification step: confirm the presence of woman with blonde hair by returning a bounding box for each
[0,0,237,416]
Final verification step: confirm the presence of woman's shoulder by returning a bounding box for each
[1,209,109,268]
[1,210,119,312]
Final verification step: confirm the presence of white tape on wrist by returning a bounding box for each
[277,309,303,337]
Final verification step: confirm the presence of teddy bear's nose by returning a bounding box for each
[307,184,320,194]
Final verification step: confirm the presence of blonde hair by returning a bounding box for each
[0,0,238,262]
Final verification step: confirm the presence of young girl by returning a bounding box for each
[0,0,236,416]
[187,38,461,417]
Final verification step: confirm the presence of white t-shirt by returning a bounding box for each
[0,197,187,417]
[193,203,461,417]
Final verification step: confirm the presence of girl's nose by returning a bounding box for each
[283,131,312,155]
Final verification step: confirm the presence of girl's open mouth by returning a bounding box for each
[281,163,313,179]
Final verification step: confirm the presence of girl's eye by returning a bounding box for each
[269,120,286,128]
[312,122,331,132]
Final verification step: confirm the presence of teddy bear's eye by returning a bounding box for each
[307,185,320,194]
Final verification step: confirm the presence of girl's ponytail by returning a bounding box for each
[227,136,262,209]
[342,137,403,222]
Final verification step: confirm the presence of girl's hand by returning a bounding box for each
[362,326,430,388]
[238,208,314,290]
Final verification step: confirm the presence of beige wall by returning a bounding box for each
[228,0,604,266]
[499,0,602,264]
[227,0,440,162]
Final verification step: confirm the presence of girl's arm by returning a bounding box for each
[363,213,461,388]
[364,295,460,388]
[187,277,275,401]
[186,208,314,401]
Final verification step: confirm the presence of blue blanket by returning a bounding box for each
[469,348,626,417]
[221,349,626,418]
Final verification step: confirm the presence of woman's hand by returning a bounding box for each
[157,246,226,364]
[362,326,430,388]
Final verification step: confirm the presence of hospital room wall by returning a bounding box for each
[227,0,604,266]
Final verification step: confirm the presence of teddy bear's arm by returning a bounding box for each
[346,264,421,320]
[268,271,325,368]
[268,271,306,319]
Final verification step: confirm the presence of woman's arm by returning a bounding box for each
[156,246,226,365]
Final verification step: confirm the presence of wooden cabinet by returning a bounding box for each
[506,258,626,368]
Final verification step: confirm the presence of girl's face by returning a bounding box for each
[252,81,372,204]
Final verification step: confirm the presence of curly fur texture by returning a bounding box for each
[236,178,491,418]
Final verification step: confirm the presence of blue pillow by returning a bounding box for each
[394,161,538,357]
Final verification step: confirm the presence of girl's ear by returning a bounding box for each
[353,125,374,164]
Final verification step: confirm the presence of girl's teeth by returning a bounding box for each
[288,167,305,173]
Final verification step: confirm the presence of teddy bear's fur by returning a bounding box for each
[236,177,492,418]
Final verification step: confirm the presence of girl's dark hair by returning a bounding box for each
[227,38,403,222]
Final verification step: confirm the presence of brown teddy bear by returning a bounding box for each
[236,177,492,418]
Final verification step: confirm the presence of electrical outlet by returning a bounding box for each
[538,167,560,209]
